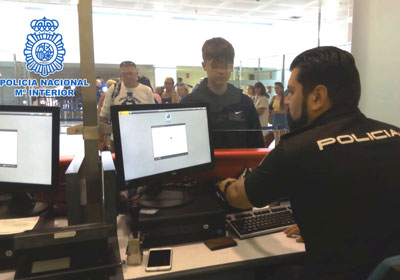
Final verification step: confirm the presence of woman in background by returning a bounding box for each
[246,85,255,102]
[253,82,269,136]
[177,83,189,102]
[153,86,163,104]
[269,82,288,144]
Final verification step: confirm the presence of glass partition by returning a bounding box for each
[0,0,354,150]
[0,50,30,106]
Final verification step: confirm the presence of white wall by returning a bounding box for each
[352,0,400,126]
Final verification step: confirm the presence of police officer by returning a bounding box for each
[218,46,400,280]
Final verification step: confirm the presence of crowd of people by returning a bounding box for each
[96,74,191,107]
[96,37,292,150]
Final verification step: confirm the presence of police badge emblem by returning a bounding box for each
[24,17,66,77]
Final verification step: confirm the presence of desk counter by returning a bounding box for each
[117,215,305,280]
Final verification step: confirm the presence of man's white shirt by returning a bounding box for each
[100,82,154,121]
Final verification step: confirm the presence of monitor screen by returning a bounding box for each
[111,103,214,189]
[0,106,59,192]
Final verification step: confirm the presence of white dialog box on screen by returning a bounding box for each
[151,124,188,160]
[0,130,18,167]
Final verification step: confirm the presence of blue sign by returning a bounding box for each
[24,17,66,77]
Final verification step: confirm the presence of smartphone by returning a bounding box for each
[145,248,172,272]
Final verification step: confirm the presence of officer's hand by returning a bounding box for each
[284,224,304,243]
[218,178,237,194]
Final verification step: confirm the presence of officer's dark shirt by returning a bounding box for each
[245,107,400,280]
[181,78,264,149]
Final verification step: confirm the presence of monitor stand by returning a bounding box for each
[138,184,194,208]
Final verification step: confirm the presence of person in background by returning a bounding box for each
[192,77,205,92]
[177,83,189,102]
[138,75,153,91]
[182,37,264,148]
[162,77,178,104]
[101,79,107,93]
[99,61,154,121]
[153,86,163,104]
[176,77,184,86]
[98,61,154,150]
[106,79,117,89]
[246,85,255,102]
[95,77,104,104]
[177,77,193,89]
[269,82,288,144]
[97,79,117,116]
[253,82,270,137]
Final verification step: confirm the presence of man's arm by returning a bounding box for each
[98,87,113,150]
[218,178,253,209]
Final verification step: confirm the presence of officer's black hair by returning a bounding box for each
[290,46,361,108]
[202,37,234,64]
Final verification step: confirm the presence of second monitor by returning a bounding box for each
[111,103,214,208]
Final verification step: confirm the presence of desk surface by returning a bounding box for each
[1,214,305,280]
[117,215,305,280]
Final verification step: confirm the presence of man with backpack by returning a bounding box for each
[98,61,154,150]
[99,61,154,124]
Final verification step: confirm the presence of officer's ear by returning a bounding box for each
[309,85,330,111]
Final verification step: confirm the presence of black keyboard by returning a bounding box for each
[226,205,295,239]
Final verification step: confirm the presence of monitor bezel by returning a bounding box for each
[111,103,215,190]
[0,105,60,193]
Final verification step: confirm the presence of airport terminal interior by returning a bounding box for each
[0,0,399,279]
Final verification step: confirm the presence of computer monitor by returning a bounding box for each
[111,103,214,208]
[0,106,59,215]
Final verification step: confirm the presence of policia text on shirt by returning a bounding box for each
[317,129,400,150]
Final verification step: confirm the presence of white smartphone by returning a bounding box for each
[145,248,172,272]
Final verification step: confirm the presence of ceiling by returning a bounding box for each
[8,0,353,22]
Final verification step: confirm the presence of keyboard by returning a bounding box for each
[226,205,295,239]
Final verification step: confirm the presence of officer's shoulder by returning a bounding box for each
[365,117,400,131]
[280,125,325,154]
